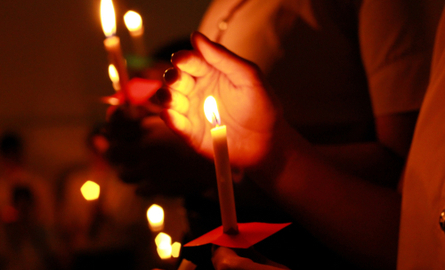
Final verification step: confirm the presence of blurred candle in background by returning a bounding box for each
[80,180,100,201]
[124,10,146,58]
[101,0,129,98]
[155,232,172,259]
[204,96,238,235]
[108,64,120,91]
[147,204,164,232]
[171,242,181,258]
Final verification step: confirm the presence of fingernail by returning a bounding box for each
[163,68,179,84]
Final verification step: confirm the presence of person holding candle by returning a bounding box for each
[197,0,444,187]
[207,8,445,268]
[193,1,444,267]
[159,31,402,270]
[102,1,445,268]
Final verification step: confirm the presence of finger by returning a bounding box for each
[169,90,190,114]
[171,49,213,77]
[164,67,195,95]
[159,109,192,141]
[191,31,261,87]
[212,247,239,270]
[154,88,172,107]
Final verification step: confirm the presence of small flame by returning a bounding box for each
[155,232,171,247]
[204,96,221,126]
[147,204,164,232]
[80,180,100,201]
[155,232,172,260]
[124,11,144,36]
[100,0,116,37]
[157,242,172,260]
[105,96,120,106]
[108,64,120,91]
[171,242,181,258]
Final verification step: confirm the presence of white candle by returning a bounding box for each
[101,0,129,98]
[204,96,238,234]
[124,10,146,58]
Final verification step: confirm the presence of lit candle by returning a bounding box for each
[123,10,146,58]
[146,204,164,232]
[80,180,100,201]
[101,0,129,99]
[171,242,181,258]
[204,96,238,235]
[108,64,120,91]
[155,232,172,259]
[154,232,171,247]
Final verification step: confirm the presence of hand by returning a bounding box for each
[212,246,289,270]
[105,107,216,197]
[160,32,282,168]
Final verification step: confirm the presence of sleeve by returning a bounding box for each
[358,0,444,116]
[198,0,299,74]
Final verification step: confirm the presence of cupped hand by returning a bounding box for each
[160,32,282,168]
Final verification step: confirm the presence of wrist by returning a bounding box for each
[245,119,302,190]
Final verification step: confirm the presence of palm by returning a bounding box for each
[165,34,279,168]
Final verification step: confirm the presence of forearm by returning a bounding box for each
[315,142,404,188]
[247,122,400,270]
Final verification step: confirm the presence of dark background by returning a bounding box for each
[0,0,211,180]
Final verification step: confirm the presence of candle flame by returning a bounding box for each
[171,242,181,258]
[108,64,120,91]
[100,0,116,37]
[105,96,120,106]
[155,232,172,260]
[155,232,171,247]
[147,204,164,232]
[80,180,100,201]
[157,242,172,259]
[204,96,221,126]
[124,11,144,36]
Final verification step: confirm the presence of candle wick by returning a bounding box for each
[212,112,220,127]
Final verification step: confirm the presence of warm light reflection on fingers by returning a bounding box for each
[176,54,211,77]
[169,71,195,95]
[165,109,191,135]
[170,90,190,114]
